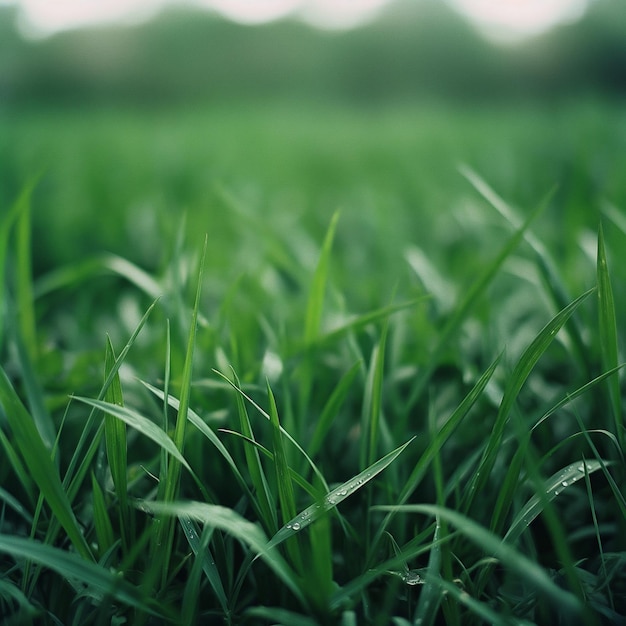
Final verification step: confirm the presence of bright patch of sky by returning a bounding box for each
[3,0,591,41]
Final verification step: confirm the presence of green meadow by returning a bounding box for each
[1,5,626,624]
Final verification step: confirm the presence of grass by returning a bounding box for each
[0,98,625,624]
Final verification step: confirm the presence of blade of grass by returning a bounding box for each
[504,459,606,545]
[463,288,593,513]
[361,320,388,470]
[91,473,115,557]
[308,360,361,459]
[74,397,191,472]
[138,500,306,606]
[156,237,206,587]
[0,367,92,560]
[406,185,549,411]
[268,437,414,551]
[0,534,164,617]
[371,354,501,555]
[267,380,303,569]
[375,504,582,617]
[460,165,588,373]
[597,223,622,449]
[103,336,130,550]
[179,516,229,618]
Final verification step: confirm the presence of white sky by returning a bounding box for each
[2,0,591,41]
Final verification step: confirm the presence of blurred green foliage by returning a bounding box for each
[0,0,625,108]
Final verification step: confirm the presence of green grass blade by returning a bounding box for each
[361,320,388,469]
[138,500,306,606]
[228,370,277,532]
[14,179,38,364]
[371,354,501,552]
[308,360,361,459]
[179,515,229,616]
[504,459,606,544]
[74,397,191,472]
[531,364,625,433]
[304,210,340,345]
[0,534,164,617]
[103,337,130,544]
[268,437,414,551]
[215,368,330,492]
[597,223,622,448]
[91,473,115,557]
[407,187,546,410]
[375,504,582,617]
[0,367,92,560]
[413,517,443,626]
[464,288,593,512]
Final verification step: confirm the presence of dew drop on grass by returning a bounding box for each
[292,522,301,531]
[402,569,425,585]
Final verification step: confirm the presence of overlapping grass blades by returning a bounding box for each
[0,368,92,560]
[374,504,583,617]
[463,288,594,514]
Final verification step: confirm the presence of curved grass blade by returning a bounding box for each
[463,288,594,513]
[407,185,547,410]
[597,224,622,448]
[73,397,190,472]
[268,437,414,551]
[531,364,625,433]
[375,504,582,617]
[504,459,606,545]
[0,367,92,560]
[308,360,361,459]
[179,515,229,617]
[371,354,501,553]
[214,368,330,493]
[138,500,305,605]
[0,534,164,617]
[91,473,115,556]
[460,165,588,372]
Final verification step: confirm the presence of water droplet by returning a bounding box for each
[286,524,292,530]
[402,569,424,585]
[292,522,301,531]
[561,481,568,487]
[339,489,348,497]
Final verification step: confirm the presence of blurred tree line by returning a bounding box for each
[0,0,625,107]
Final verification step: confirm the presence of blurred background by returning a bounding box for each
[1,0,625,107]
[1,0,626,302]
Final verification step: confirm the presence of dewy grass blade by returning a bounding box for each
[138,500,306,606]
[407,187,545,410]
[268,437,414,551]
[0,367,92,560]
[179,515,229,616]
[375,504,582,617]
[597,224,622,447]
[504,459,606,545]
[0,534,164,617]
[463,288,593,513]
[74,397,191,472]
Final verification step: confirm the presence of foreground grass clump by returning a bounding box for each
[0,171,625,625]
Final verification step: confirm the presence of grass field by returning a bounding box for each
[1,97,625,624]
